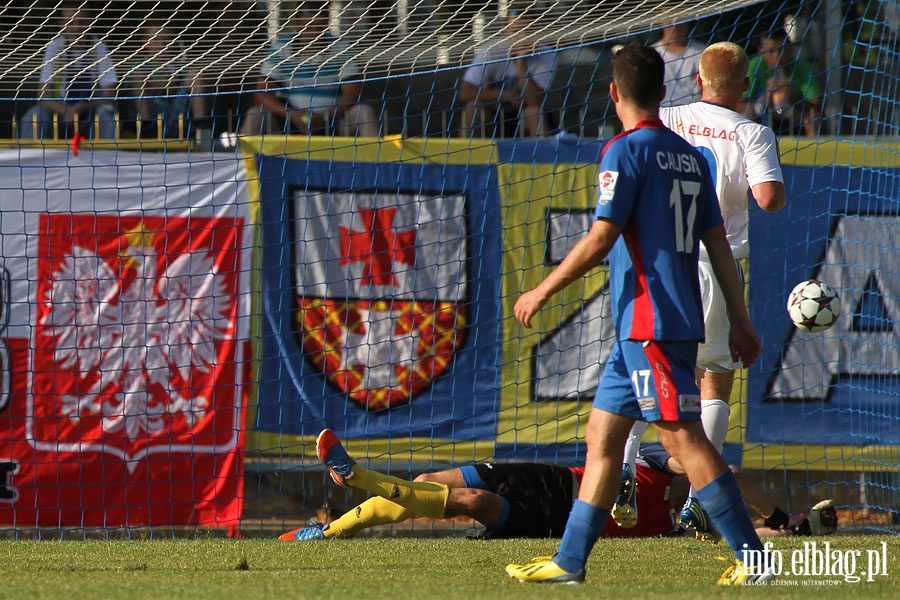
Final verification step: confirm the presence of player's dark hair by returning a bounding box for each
[612,42,665,109]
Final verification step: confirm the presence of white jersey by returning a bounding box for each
[661,101,783,259]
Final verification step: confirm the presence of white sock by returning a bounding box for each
[623,420,649,470]
[701,398,731,454]
[687,399,731,498]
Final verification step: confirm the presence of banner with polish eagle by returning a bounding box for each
[0,149,250,528]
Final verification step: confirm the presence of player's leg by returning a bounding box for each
[554,407,633,563]
[636,339,770,584]
[622,421,649,470]
[414,469,466,488]
[695,260,737,457]
[654,420,771,583]
[458,463,577,539]
[680,260,738,537]
[675,369,731,540]
[306,466,472,540]
[281,465,494,541]
[730,465,837,537]
[614,420,647,528]
[506,408,632,583]
[697,372,733,454]
[279,496,415,541]
[316,429,450,519]
[413,466,508,529]
[730,464,783,526]
[506,342,638,583]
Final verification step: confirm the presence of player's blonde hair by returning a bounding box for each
[698,41,750,95]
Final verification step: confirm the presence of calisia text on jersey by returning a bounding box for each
[656,151,702,175]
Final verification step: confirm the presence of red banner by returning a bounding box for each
[0,150,250,528]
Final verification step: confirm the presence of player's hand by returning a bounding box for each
[728,317,761,367]
[514,289,548,329]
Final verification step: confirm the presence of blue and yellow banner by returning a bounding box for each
[244,136,900,468]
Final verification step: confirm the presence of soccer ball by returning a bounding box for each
[787,280,841,332]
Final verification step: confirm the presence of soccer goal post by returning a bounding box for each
[0,0,898,538]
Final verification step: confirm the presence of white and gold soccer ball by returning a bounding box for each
[787,280,841,333]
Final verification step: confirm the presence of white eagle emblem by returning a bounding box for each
[39,225,233,439]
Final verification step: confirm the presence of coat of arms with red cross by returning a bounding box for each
[293,191,467,409]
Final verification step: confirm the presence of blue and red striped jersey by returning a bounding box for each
[595,119,723,341]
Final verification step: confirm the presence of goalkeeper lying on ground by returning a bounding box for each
[280,429,837,541]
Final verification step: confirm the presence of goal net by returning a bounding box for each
[0,0,898,538]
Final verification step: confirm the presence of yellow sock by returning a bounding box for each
[348,466,449,519]
[324,497,414,538]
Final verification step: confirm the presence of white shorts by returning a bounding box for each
[697,259,743,373]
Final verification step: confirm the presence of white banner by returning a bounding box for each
[293,191,467,301]
[0,149,251,467]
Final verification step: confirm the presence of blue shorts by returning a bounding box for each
[593,339,701,422]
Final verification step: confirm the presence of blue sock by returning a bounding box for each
[486,496,511,531]
[554,500,609,573]
[695,471,763,556]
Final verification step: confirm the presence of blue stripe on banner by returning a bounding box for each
[748,165,900,446]
[488,443,741,468]
[255,155,502,441]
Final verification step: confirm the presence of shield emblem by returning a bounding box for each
[293,191,468,409]
[30,214,244,467]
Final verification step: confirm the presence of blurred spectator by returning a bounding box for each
[19,1,117,140]
[240,1,378,137]
[189,1,260,140]
[651,21,704,107]
[127,22,195,139]
[842,0,900,68]
[458,10,557,138]
[744,27,822,137]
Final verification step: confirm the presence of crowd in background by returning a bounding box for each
[3,0,895,142]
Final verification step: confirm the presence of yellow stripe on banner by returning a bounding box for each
[497,161,602,448]
[247,431,496,464]
[743,444,900,472]
[241,153,263,442]
[727,258,751,447]
[239,135,497,165]
[779,137,900,167]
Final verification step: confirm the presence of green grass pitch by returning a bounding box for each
[1,535,897,599]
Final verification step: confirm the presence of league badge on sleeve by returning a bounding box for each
[599,171,619,204]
